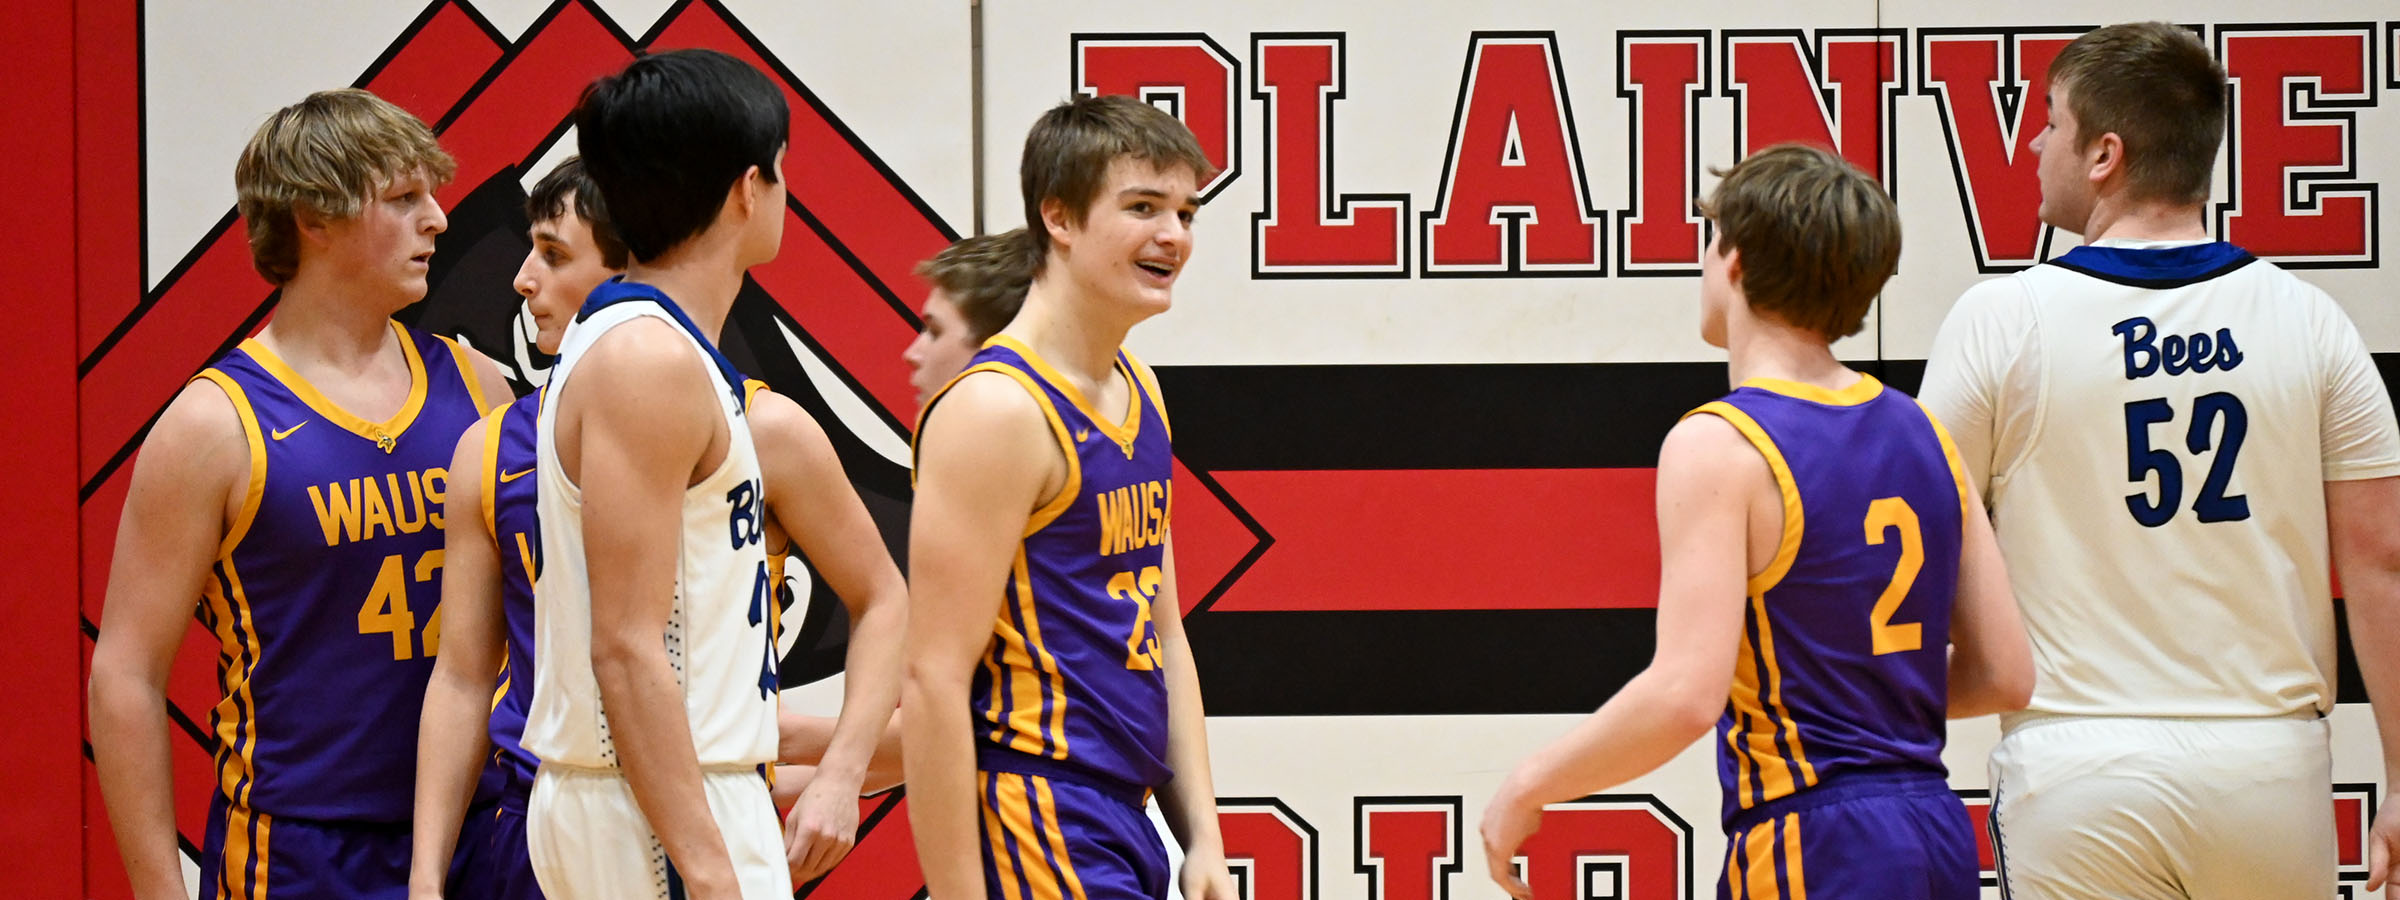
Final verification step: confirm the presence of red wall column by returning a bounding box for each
[0,0,85,895]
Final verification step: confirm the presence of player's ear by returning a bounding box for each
[292,205,332,244]
[1723,245,1743,288]
[730,164,764,221]
[2088,132,2123,187]
[1041,195,1075,251]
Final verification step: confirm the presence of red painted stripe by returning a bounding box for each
[363,2,505,126]
[425,4,630,210]
[7,0,87,893]
[1203,469,1661,612]
[81,472,129,613]
[75,0,142,356]
[651,5,954,294]
[1167,460,1253,614]
[75,234,265,482]
[748,208,920,416]
[2336,794,2365,867]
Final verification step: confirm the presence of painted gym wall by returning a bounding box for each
[31,0,2398,897]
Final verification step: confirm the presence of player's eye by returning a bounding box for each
[1130,201,1154,214]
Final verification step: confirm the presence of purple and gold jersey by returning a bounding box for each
[191,321,498,823]
[481,390,541,794]
[917,335,1177,791]
[1687,375,1971,828]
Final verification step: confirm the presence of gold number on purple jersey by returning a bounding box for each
[1862,497,1924,655]
[356,549,446,660]
[1106,565,1166,670]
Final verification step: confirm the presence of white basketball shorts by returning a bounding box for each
[527,763,793,900]
[1987,713,2335,900]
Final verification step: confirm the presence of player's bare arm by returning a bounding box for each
[1480,413,1758,900]
[1150,537,1240,900]
[406,417,504,899]
[565,318,744,898]
[2328,475,2400,890]
[1942,473,2032,719]
[776,713,903,791]
[89,378,249,900]
[748,388,906,881]
[903,371,1059,900]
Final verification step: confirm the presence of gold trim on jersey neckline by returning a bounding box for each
[238,320,429,453]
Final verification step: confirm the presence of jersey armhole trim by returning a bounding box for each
[1685,401,1804,596]
[192,369,268,558]
[479,405,508,540]
[916,362,1083,537]
[440,334,500,416]
[1916,400,1977,525]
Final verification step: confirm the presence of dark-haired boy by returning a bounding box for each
[521,50,901,900]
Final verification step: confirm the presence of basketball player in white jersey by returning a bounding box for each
[522,50,899,900]
[1919,22,2400,898]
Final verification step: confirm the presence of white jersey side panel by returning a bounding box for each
[1922,245,2400,720]
[524,301,779,769]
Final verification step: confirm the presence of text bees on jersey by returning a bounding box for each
[1096,478,1171,556]
[2114,316,2244,380]
[307,467,448,547]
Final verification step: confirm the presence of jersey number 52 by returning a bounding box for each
[2123,393,2251,527]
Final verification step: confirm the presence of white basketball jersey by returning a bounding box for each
[524,293,779,769]
[1921,239,2400,721]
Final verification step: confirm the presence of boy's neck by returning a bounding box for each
[1008,268,1136,384]
[2080,194,2210,245]
[1725,313,1855,393]
[622,240,744,343]
[259,270,402,367]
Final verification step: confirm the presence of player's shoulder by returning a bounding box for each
[157,371,253,451]
[132,374,255,497]
[450,412,494,474]
[566,318,714,407]
[741,385,829,446]
[927,366,1049,427]
[918,366,1056,462]
[1950,269,2043,322]
[1662,407,1774,481]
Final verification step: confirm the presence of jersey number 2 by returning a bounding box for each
[1863,497,1923,656]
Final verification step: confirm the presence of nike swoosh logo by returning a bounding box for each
[270,422,307,440]
[499,468,535,483]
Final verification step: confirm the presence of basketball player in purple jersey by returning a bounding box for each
[89,89,515,900]
[905,96,1238,900]
[405,157,904,900]
[904,230,1037,414]
[1481,144,2034,900]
